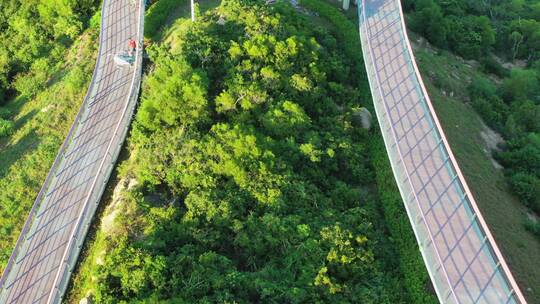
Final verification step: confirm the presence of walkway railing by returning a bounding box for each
[0,0,144,303]
[358,0,526,303]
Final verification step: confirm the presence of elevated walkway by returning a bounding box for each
[0,0,144,302]
[358,0,526,303]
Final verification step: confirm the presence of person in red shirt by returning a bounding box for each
[128,38,137,56]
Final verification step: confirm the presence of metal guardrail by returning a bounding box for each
[358,0,526,303]
[0,0,144,303]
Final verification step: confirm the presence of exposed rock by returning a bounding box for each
[79,296,93,304]
[41,104,54,113]
[95,249,106,266]
[101,177,136,235]
[480,123,505,170]
[127,177,138,190]
[217,15,226,25]
[527,211,539,223]
[352,107,372,130]
[502,59,527,70]
[480,125,504,152]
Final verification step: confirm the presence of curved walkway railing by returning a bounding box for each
[0,0,144,302]
[358,0,526,303]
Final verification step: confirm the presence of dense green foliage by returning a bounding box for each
[78,1,411,302]
[299,0,365,87]
[404,0,540,61]
[500,134,540,213]
[464,68,540,217]
[298,1,435,301]
[0,117,14,137]
[0,0,98,150]
[0,0,97,100]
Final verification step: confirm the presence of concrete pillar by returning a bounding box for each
[343,0,350,10]
[191,0,195,21]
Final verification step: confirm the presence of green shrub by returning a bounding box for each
[0,107,10,119]
[446,15,495,60]
[480,56,510,78]
[0,118,14,137]
[299,0,365,85]
[525,218,540,240]
[13,58,50,98]
[408,0,448,48]
[509,173,540,213]
[501,69,539,102]
[467,77,508,130]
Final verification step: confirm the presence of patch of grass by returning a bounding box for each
[524,217,540,240]
[413,41,540,303]
[159,0,221,50]
[145,0,221,41]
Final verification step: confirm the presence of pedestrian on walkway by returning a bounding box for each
[128,38,136,57]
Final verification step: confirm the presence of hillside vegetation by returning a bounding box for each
[67,1,415,302]
[0,0,98,133]
[3,0,532,303]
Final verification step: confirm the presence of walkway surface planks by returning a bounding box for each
[0,0,144,303]
[358,0,526,303]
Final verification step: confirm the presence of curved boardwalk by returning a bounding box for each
[358,0,526,303]
[0,0,144,303]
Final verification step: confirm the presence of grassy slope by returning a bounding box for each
[0,28,99,268]
[411,36,540,303]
